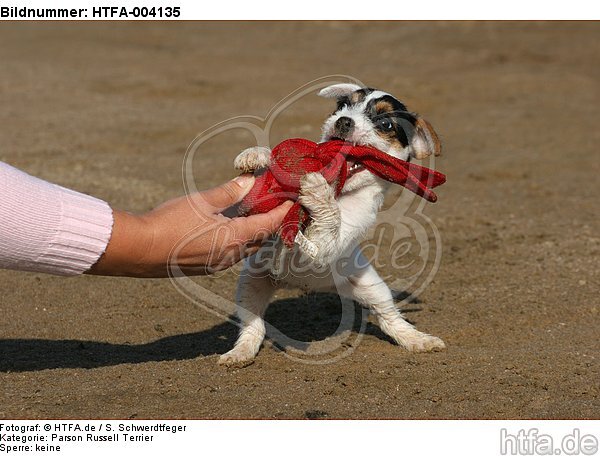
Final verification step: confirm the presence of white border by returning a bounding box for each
[1,0,599,20]
[0,420,599,456]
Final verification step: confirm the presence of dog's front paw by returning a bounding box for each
[403,333,446,353]
[296,172,340,265]
[234,146,271,172]
[298,172,340,230]
[298,172,332,212]
[218,345,257,368]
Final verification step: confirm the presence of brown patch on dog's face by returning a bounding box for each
[374,99,395,114]
[373,127,405,151]
[350,89,370,104]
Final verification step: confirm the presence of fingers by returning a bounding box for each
[229,200,293,242]
[197,174,256,212]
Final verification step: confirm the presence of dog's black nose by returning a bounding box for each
[335,117,354,134]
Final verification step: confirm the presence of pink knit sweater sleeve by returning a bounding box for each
[0,162,114,276]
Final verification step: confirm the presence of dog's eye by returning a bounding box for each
[377,118,394,131]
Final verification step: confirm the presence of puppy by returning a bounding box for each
[220,83,445,367]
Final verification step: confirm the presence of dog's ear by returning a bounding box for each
[318,83,362,99]
[410,117,442,159]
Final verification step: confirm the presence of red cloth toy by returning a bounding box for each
[238,138,446,247]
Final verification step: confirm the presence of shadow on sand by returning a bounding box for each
[0,291,422,372]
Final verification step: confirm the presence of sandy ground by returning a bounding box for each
[0,22,598,419]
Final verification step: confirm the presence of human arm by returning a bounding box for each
[0,162,290,278]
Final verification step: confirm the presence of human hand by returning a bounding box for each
[87,174,292,278]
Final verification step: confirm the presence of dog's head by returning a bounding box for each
[319,83,441,193]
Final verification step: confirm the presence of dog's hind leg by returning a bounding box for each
[339,258,445,353]
[218,268,275,367]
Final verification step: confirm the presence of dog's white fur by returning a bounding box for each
[219,84,445,367]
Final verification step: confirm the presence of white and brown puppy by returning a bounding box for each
[220,83,444,367]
